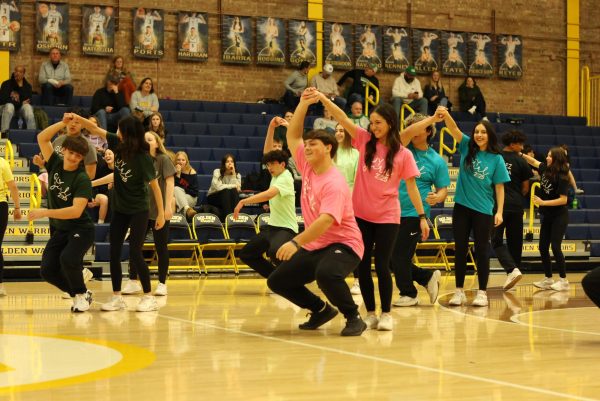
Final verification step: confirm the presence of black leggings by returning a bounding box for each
[239,225,295,278]
[356,218,400,313]
[130,220,170,284]
[0,202,7,282]
[207,188,240,221]
[539,209,568,278]
[110,210,151,293]
[452,203,493,290]
[582,267,600,308]
[491,210,524,273]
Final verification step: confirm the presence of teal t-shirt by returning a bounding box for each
[399,144,450,218]
[454,134,510,215]
[268,169,298,233]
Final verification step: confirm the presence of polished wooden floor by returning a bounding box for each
[1,271,599,401]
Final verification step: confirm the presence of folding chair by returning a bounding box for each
[413,220,448,270]
[165,214,200,273]
[256,213,270,232]
[192,213,237,274]
[225,213,258,268]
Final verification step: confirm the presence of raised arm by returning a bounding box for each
[520,152,541,169]
[437,106,463,144]
[316,90,358,138]
[399,114,440,146]
[37,114,70,161]
[72,113,108,139]
[287,88,319,158]
[263,117,287,154]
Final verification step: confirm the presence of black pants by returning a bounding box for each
[40,227,94,296]
[239,225,295,278]
[267,244,361,319]
[41,83,74,106]
[130,220,170,284]
[207,188,240,221]
[110,210,151,293]
[582,267,600,308]
[452,203,493,290]
[539,209,568,278]
[282,90,300,111]
[356,218,400,313]
[463,93,486,120]
[0,202,7,282]
[491,210,524,273]
[390,217,434,298]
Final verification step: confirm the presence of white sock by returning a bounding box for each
[98,219,104,224]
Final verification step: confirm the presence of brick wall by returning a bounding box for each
[7,0,598,116]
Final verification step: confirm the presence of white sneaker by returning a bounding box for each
[550,278,569,291]
[468,105,477,115]
[471,290,489,307]
[350,280,361,295]
[101,295,126,311]
[364,313,379,329]
[503,268,523,290]
[137,295,159,312]
[393,295,419,307]
[482,116,489,122]
[449,289,467,306]
[122,280,143,295]
[154,283,168,296]
[0,284,6,297]
[575,188,585,195]
[82,268,93,283]
[72,291,92,313]
[377,313,393,331]
[426,270,441,304]
[61,292,71,299]
[533,277,554,290]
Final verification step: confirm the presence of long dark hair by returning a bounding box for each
[465,120,501,171]
[544,147,570,183]
[117,115,149,163]
[219,153,237,180]
[364,103,401,176]
[137,77,154,93]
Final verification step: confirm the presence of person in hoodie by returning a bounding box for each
[0,65,36,134]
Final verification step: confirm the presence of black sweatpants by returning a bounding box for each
[539,209,568,278]
[130,220,170,284]
[267,244,361,319]
[0,202,7,283]
[582,267,600,308]
[40,227,94,296]
[207,188,240,221]
[491,210,524,273]
[239,225,295,278]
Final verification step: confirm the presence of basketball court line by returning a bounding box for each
[509,307,600,335]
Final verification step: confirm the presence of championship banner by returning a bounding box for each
[441,31,467,76]
[0,0,21,52]
[177,11,208,61]
[383,26,409,72]
[221,15,252,64]
[256,17,285,66]
[288,19,316,66]
[81,5,115,56]
[355,24,382,70]
[412,29,439,74]
[498,34,523,79]
[132,8,164,59]
[323,22,352,70]
[35,2,68,53]
[467,33,493,77]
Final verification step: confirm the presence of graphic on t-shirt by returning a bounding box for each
[472,159,489,180]
[49,173,71,201]
[115,159,133,182]
[541,175,553,195]
[504,162,512,175]
[363,156,390,182]
[302,175,316,212]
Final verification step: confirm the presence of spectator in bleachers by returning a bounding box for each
[310,63,346,110]
[0,65,36,134]
[337,62,379,110]
[423,70,451,115]
[207,153,242,221]
[106,56,136,105]
[148,112,168,143]
[391,65,428,117]
[130,77,159,124]
[312,107,337,133]
[347,101,369,129]
[273,110,293,150]
[88,148,114,224]
[283,61,310,111]
[173,150,199,220]
[38,47,74,106]
[91,75,130,133]
[459,76,487,121]
[0,153,22,296]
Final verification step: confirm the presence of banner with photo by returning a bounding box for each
[354,24,382,70]
[256,17,285,66]
[441,31,467,76]
[35,2,69,53]
[222,15,252,64]
[382,26,409,72]
[323,22,353,70]
[82,5,116,56]
[412,29,439,74]
[132,8,164,59]
[498,34,523,79]
[0,0,21,51]
[467,33,493,77]
[288,19,316,66]
[177,11,208,61]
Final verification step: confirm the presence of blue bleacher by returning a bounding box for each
[197,174,212,189]
[248,137,265,149]
[169,135,197,148]
[182,122,208,136]
[178,100,202,112]
[241,114,265,125]
[231,124,257,137]
[185,148,213,161]
[222,137,248,148]
[217,113,241,124]
[212,148,239,161]
[207,124,232,136]
[159,99,179,111]
[194,112,218,123]
[202,102,225,113]
[168,111,195,123]
[195,135,223,148]
[238,149,262,162]
[8,130,37,144]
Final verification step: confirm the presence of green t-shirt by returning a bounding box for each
[334,147,359,191]
[46,152,94,231]
[149,153,176,220]
[268,169,298,233]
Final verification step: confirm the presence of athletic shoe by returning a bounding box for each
[350,280,361,295]
[298,303,338,330]
[341,315,367,336]
[471,290,489,307]
[154,283,168,296]
[468,105,477,115]
[101,295,126,311]
[393,296,419,307]
[449,289,467,306]
[426,270,442,304]
[575,187,585,195]
[82,268,93,283]
[363,313,379,329]
[186,208,197,220]
[71,292,92,313]
[122,280,143,295]
[0,284,6,297]
[61,292,71,299]
[533,277,554,290]
[550,278,569,291]
[503,268,522,291]
[136,295,159,312]
[377,313,393,331]
[482,116,489,122]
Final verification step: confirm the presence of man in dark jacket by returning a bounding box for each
[337,62,380,111]
[90,75,130,132]
[0,65,36,134]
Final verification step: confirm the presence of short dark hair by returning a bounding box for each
[501,130,527,146]
[303,129,338,158]
[262,150,288,165]
[62,135,89,157]
[299,61,310,70]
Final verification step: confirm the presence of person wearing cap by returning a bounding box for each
[391,66,428,118]
[337,62,379,110]
[91,75,131,132]
[310,64,346,110]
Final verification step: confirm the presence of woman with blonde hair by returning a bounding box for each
[173,150,199,219]
[423,70,450,114]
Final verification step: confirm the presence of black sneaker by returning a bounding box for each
[340,315,367,336]
[298,303,338,330]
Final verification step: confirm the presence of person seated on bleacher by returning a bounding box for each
[206,153,242,221]
[0,65,36,135]
[391,65,428,117]
[130,77,159,126]
[173,150,199,220]
[458,76,487,121]
[148,111,168,143]
[88,148,114,224]
[91,75,131,133]
[312,107,337,133]
[106,56,136,105]
[347,101,369,130]
[337,62,380,110]
[310,63,346,111]
[283,61,310,111]
[423,70,451,115]
[38,47,74,106]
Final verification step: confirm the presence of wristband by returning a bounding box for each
[418,214,426,219]
[290,239,300,250]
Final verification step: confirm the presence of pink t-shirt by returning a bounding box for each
[351,127,420,224]
[294,144,364,259]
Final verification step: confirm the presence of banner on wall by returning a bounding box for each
[256,17,285,66]
[382,26,409,73]
[467,33,493,77]
[177,11,208,61]
[132,8,164,59]
[288,19,316,66]
[498,34,523,79]
[35,2,68,53]
[81,5,115,56]
[412,29,439,74]
[323,22,353,70]
[441,31,467,76]
[0,0,21,52]
[354,24,382,70]
[221,15,252,64]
